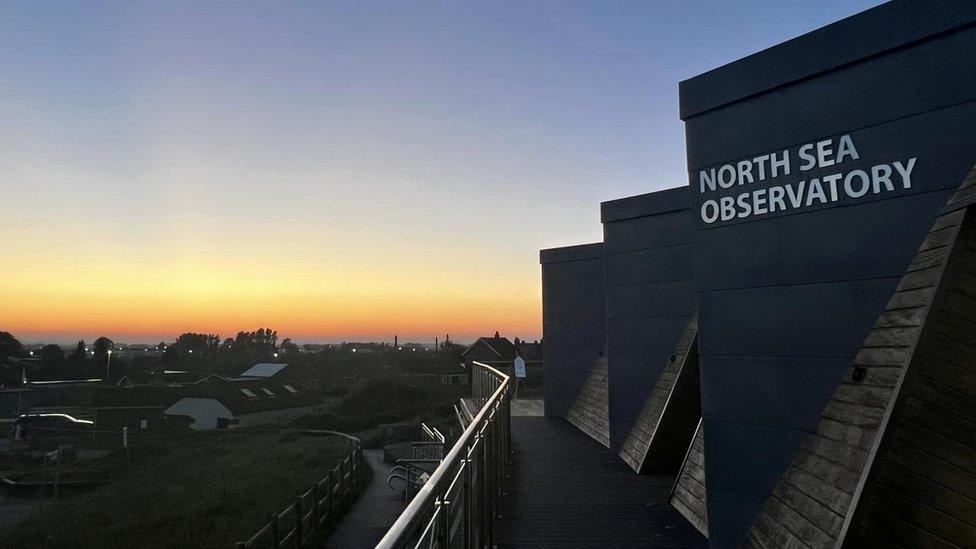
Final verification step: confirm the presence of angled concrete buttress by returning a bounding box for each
[670,418,708,538]
[744,166,976,548]
[565,355,611,448]
[619,313,701,473]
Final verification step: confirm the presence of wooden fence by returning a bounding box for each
[236,431,363,548]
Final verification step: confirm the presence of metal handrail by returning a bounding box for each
[376,361,512,548]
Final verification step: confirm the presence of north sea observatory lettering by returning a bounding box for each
[697,135,917,224]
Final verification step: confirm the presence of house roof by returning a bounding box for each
[240,362,288,378]
[194,374,231,384]
[99,380,319,415]
[462,337,516,359]
[197,380,318,415]
[462,337,542,363]
[516,342,543,362]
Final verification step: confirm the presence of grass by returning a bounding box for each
[293,376,464,434]
[2,427,354,548]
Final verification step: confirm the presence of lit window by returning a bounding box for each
[240,388,258,398]
[283,384,298,394]
[261,388,275,397]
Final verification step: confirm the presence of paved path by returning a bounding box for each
[325,450,406,548]
[495,416,708,548]
[511,399,544,417]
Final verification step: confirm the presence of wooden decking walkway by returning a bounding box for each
[495,416,708,548]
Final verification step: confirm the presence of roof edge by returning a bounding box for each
[679,0,976,120]
[539,242,604,264]
[601,186,688,223]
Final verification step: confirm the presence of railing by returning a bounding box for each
[235,431,363,548]
[389,423,447,501]
[376,362,512,549]
[413,423,446,460]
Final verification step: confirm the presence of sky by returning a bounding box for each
[0,0,884,344]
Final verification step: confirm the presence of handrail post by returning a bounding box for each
[436,495,451,545]
[489,409,499,543]
[481,429,494,547]
[475,432,485,547]
[462,457,472,549]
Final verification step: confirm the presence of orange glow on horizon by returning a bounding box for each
[2,246,543,344]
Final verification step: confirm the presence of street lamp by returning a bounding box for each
[105,350,113,382]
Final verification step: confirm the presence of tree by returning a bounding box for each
[231,328,280,357]
[175,333,220,357]
[281,338,299,356]
[92,337,114,361]
[68,341,87,362]
[39,344,65,365]
[0,332,23,361]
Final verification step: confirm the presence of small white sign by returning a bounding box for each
[514,356,526,378]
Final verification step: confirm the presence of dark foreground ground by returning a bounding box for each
[1,428,352,548]
[495,416,708,548]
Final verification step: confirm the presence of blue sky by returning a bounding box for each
[0,1,885,342]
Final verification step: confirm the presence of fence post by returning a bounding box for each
[270,512,280,548]
[294,497,303,548]
[332,461,346,498]
[312,483,320,529]
[324,472,333,512]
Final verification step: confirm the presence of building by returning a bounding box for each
[239,362,288,378]
[461,334,543,388]
[162,380,320,430]
[540,2,976,547]
[539,243,607,441]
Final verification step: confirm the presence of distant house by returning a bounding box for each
[91,385,179,432]
[461,334,518,368]
[164,398,235,430]
[194,373,231,384]
[461,334,543,388]
[162,380,319,430]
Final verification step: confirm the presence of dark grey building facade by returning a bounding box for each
[680,2,976,545]
[539,1,976,547]
[602,189,696,451]
[539,243,606,419]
